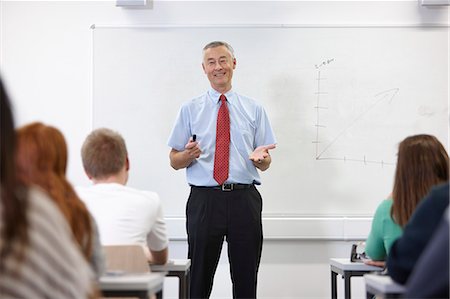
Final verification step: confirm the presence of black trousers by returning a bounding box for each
[186,185,263,299]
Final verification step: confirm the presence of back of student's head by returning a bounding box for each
[81,128,128,180]
[16,123,68,181]
[0,79,15,190]
[392,134,449,227]
[15,122,93,260]
[0,78,29,267]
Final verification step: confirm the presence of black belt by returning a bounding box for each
[192,183,253,191]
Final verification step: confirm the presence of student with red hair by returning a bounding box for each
[15,122,104,277]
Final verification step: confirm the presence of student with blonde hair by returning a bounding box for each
[364,134,449,266]
[77,128,168,264]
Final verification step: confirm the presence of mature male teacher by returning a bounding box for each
[168,41,276,299]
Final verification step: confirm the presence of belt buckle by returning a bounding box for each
[221,184,233,191]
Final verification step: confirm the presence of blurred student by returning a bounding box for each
[387,182,449,285]
[364,134,449,266]
[0,78,95,298]
[76,128,168,264]
[403,204,449,298]
[15,122,105,277]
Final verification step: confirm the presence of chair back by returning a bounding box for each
[103,245,150,273]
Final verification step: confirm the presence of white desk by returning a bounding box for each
[330,258,383,299]
[100,272,166,299]
[150,259,191,299]
[364,273,405,299]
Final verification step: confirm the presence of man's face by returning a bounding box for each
[202,45,236,92]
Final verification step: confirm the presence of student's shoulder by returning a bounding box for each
[74,185,103,201]
[418,183,449,212]
[429,182,449,201]
[124,187,161,204]
[382,197,393,207]
[29,187,64,217]
[140,190,160,201]
[375,198,393,214]
[28,187,74,235]
[74,185,89,195]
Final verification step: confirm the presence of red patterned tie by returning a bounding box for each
[213,94,230,185]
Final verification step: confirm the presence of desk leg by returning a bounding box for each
[156,289,163,299]
[331,271,337,299]
[186,271,190,299]
[178,273,186,299]
[173,271,190,299]
[344,273,351,299]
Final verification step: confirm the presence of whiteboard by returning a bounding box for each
[91,25,449,217]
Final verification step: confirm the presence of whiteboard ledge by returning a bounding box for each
[165,216,372,241]
[421,0,450,5]
[90,23,450,29]
[116,0,146,6]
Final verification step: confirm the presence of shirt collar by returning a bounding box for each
[208,88,235,105]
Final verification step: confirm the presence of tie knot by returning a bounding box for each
[220,94,227,103]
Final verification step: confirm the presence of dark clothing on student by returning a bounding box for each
[404,208,449,299]
[387,182,449,284]
[187,185,263,299]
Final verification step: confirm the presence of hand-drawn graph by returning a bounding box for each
[313,59,398,166]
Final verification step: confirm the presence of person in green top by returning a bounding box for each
[364,134,449,267]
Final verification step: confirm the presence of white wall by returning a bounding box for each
[1,1,448,298]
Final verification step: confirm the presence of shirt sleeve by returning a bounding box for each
[168,104,191,151]
[254,105,276,148]
[365,200,389,261]
[146,196,169,252]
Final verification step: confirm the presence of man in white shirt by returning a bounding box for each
[76,128,168,264]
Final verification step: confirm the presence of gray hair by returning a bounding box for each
[203,41,235,58]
